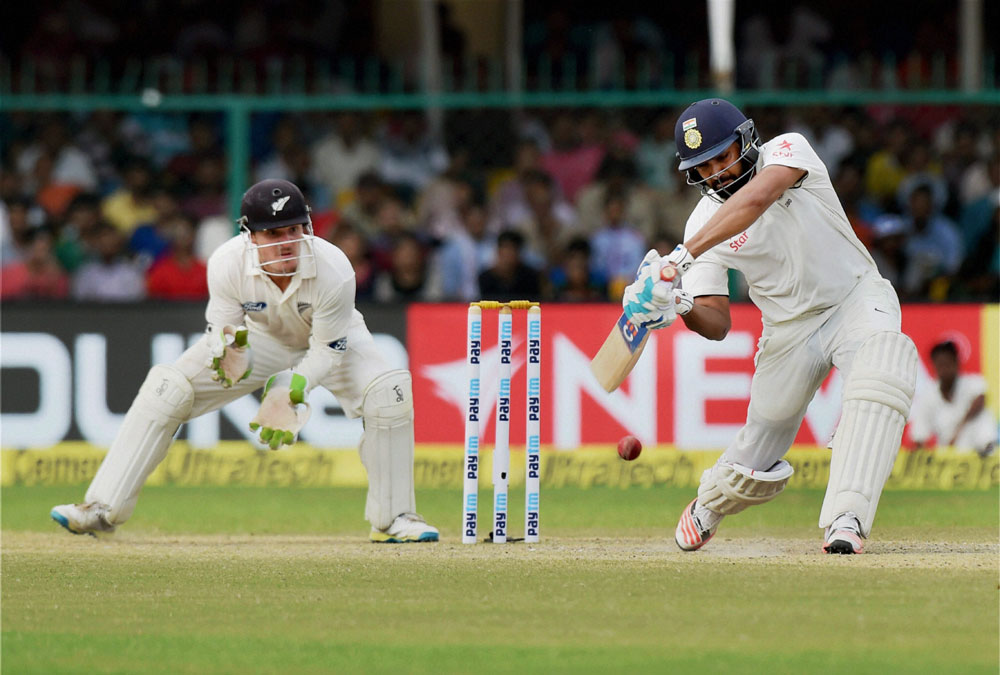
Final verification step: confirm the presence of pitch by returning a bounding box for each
[3,485,997,674]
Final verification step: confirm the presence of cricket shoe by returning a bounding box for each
[370,513,439,543]
[675,498,722,551]
[51,502,116,536]
[822,512,864,554]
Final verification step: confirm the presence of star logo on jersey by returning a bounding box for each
[772,139,794,158]
[271,196,290,214]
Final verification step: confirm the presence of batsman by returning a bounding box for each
[623,99,917,554]
[52,179,439,543]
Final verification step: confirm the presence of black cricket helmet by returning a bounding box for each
[238,179,315,276]
[674,99,761,201]
[238,178,312,231]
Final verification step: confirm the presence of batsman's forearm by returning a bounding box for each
[680,303,730,341]
[683,189,773,258]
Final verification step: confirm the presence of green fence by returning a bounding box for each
[3,52,998,219]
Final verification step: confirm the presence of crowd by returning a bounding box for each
[1,104,997,303]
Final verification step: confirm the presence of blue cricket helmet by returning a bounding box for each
[675,99,759,170]
[674,98,761,200]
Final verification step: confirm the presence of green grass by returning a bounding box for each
[3,485,998,674]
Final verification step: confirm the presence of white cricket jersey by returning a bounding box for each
[681,133,879,324]
[909,374,998,450]
[204,234,359,388]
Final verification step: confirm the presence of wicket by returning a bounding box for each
[463,301,541,544]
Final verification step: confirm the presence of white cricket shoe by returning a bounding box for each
[675,498,722,551]
[51,502,115,536]
[822,511,864,554]
[370,513,439,543]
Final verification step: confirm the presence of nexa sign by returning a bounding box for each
[0,331,407,450]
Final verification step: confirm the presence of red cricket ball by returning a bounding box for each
[617,435,642,461]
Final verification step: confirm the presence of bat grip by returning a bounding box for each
[660,266,677,281]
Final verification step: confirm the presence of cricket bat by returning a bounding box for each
[589,266,676,393]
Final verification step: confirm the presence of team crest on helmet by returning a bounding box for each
[684,128,703,149]
[271,196,290,214]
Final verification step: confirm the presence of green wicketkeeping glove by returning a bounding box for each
[249,373,311,450]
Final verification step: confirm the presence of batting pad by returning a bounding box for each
[359,370,416,530]
[821,331,917,535]
[86,365,194,524]
[697,459,795,515]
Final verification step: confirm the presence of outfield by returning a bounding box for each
[2,485,997,674]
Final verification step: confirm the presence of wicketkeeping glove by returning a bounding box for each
[207,325,253,388]
[622,249,677,330]
[249,373,311,450]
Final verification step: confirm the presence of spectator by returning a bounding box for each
[329,224,375,300]
[418,171,477,241]
[374,233,437,302]
[539,112,605,203]
[955,157,999,300]
[895,144,947,214]
[180,155,227,221]
[369,194,418,274]
[312,112,379,207]
[869,214,910,291]
[488,140,559,232]
[589,188,646,291]
[72,223,146,301]
[509,169,576,269]
[910,341,997,457]
[54,193,104,272]
[591,14,666,89]
[576,151,663,240]
[31,149,83,221]
[432,202,493,301]
[101,157,158,234]
[74,110,130,195]
[16,118,98,193]
[901,183,963,300]
[833,162,878,248]
[1,197,45,265]
[637,111,677,191]
[864,120,910,210]
[550,237,605,302]
[165,116,221,194]
[145,214,209,300]
[128,187,182,268]
[378,111,449,200]
[0,228,70,300]
[340,171,389,241]
[478,230,542,301]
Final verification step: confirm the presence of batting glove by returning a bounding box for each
[622,249,677,330]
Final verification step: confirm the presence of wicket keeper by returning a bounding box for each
[52,179,439,543]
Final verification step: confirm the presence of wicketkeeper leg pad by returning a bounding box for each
[358,369,416,530]
[820,331,917,536]
[697,459,795,515]
[85,365,194,524]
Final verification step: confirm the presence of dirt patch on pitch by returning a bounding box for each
[3,532,996,571]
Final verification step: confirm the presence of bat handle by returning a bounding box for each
[660,265,677,281]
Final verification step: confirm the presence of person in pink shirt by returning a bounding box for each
[539,112,605,203]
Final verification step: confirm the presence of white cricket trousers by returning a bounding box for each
[722,273,903,470]
[174,313,391,420]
